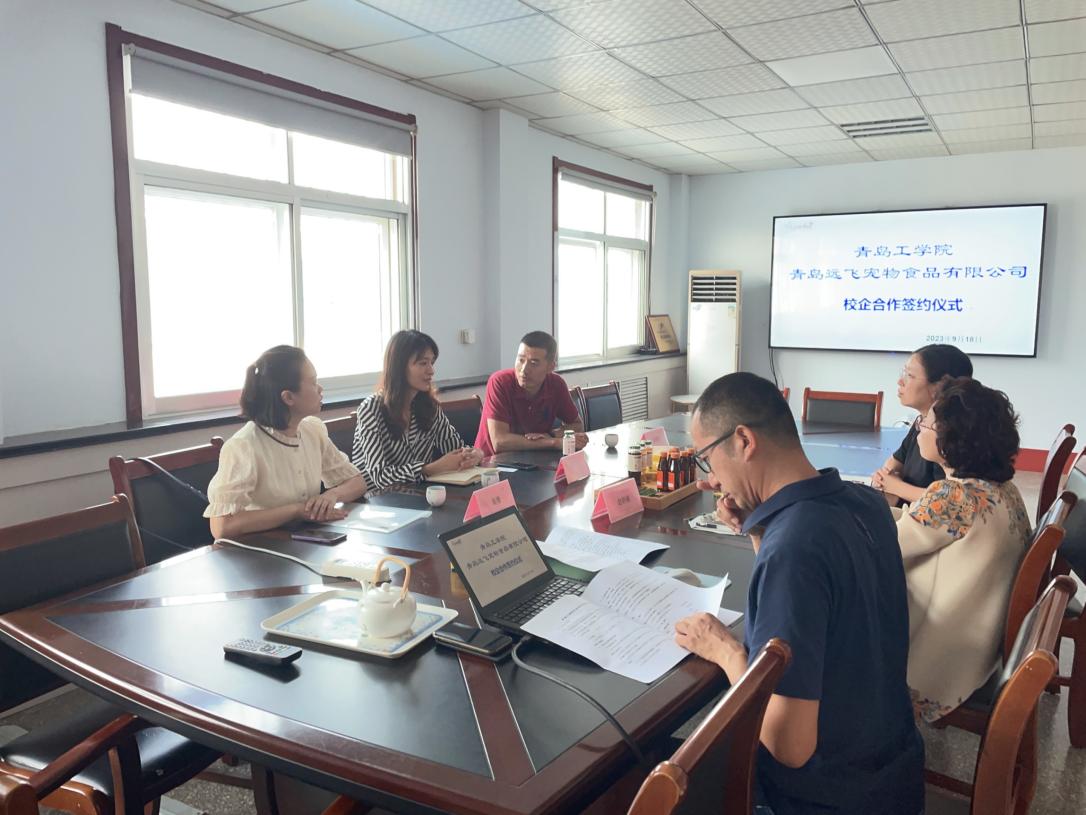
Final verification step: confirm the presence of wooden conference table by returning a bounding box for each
[0,416,905,815]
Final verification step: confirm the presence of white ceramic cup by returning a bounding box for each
[604,433,619,449]
[425,485,446,507]
[480,469,500,488]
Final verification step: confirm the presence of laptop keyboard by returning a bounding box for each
[502,577,585,625]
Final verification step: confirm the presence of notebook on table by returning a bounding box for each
[426,467,487,486]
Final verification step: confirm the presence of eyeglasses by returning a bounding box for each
[693,425,758,474]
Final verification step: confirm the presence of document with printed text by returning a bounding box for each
[538,526,669,572]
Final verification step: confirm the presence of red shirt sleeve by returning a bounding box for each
[483,371,514,426]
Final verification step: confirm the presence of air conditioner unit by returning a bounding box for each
[687,270,741,396]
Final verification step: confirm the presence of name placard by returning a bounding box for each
[591,478,644,523]
[641,427,669,446]
[464,479,516,522]
[554,450,591,484]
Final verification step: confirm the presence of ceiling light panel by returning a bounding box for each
[758,125,848,144]
[698,88,809,117]
[425,67,552,99]
[948,138,1034,154]
[610,33,753,77]
[1035,133,1086,147]
[649,119,746,139]
[1032,79,1086,104]
[679,134,770,151]
[798,152,873,165]
[931,106,1032,129]
[360,0,534,31]
[921,85,1030,114]
[612,101,717,127]
[578,128,669,147]
[443,15,596,64]
[1030,53,1086,83]
[726,8,878,61]
[866,144,949,160]
[905,60,1027,94]
[514,51,644,90]
[767,46,897,86]
[819,97,924,124]
[1034,100,1086,120]
[796,74,912,106]
[248,0,423,49]
[618,142,698,158]
[659,64,786,98]
[864,0,1022,43]
[726,157,803,170]
[549,0,715,49]
[730,108,832,131]
[693,0,853,28]
[1028,19,1086,58]
[347,35,496,77]
[1024,0,1086,23]
[779,138,864,156]
[1035,118,1086,135]
[503,91,597,117]
[567,79,685,109]
[888,27,1024,72]
[937,122,1033,142]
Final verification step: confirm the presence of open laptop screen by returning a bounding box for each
[442,510,549,607]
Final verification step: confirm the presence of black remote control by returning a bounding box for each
[223,638,302,666]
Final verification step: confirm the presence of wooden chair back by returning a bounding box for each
[1058,449,1086,582]
[0,773,39,814]
[108,437,224,564]
[967,577,1074,815]
[626,639,791,815]
[1037,424,1076,522]
[802,388,883,427]
[581,381,623,431]
[0,496,144,714]
[439,396,483,448]
[324,413,357,458]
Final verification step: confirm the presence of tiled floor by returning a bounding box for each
[3,472,1083,814]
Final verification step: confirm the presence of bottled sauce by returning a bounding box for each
[562,430,575,456]
[641,440,652,472]
[656,452,668,492]
[627,445,642,481]
[668,447,681,490]
[679,450,692,488]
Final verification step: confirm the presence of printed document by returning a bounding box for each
[537,526,668,572]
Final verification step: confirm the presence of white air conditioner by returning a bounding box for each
[687,270,741,396]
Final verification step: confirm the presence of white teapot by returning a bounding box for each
[358,556,417,639]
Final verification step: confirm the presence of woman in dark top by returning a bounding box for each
[872,344,972,505]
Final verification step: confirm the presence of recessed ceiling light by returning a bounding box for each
[767,46,896,87]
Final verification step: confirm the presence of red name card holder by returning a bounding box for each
[554,450,590,484]
[591,478,644,523]
[463,479,516,522]
[641,427,669,446]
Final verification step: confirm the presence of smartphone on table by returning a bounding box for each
[433,622,514,659]
[290,527,347,544]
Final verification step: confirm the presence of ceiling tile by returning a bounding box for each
[693,0,852,28]
[798,152,873,165]
[208,0,295,11]
[767,47,898,86]
[659,64,786,98]
[424,66,552,99]
[936,122,1033,141]
[866,144,950,160]
[730,108,832,131]
[932,106,1032,129]
[534,111,631,133]
[1035,118,1086,135]
[1034,100,1086,120]
[948,138,1034,154]
[649,119,746,139]
[577,128,668,147]
[679,134,770,152]
[852,130,943,148]
[514,51,644,90]
[660,157,735,174]
[865,0,1021,43]
[819,98,924,124]
[248,0,424,49]
[1024,0,1086,23]
[504,91,597,117]
[888,28,1024,72]
[444,15,596,64]
[698,88,809,117]
[758,125,848,145]
[549,0,714,49]
[617,142,697,159]
[612,101,717,127]
[610,32,752,77]
[567,79,684,109]
[705,146,789,162]
[1032,79,1086,104]
[727,157,804,170]
[1030,53,1086,82]
[1035,133,1086,147]
[347,35,495,76]
[778,138,865,155]
[1029,19,1086,57]
[905,60,1026,94]
[921,85,1030,114]
[796,74,912,106]
[360,0,534,31]
[727,8,878,61]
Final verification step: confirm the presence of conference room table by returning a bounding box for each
[0,416,905,815]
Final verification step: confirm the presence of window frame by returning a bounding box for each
[105,24,419,425]
[551,158,654,365]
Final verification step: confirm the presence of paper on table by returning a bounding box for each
[538,526,668,572]
[523,560,726,683]
[717,607,744,627]
[840,473,873,486]
[337,503,431,533]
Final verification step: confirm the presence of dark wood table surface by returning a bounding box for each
[0,416,902,815]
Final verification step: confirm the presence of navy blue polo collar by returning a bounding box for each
[741,468,845,535]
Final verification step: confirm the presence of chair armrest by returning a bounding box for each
[25,714,148,800]
[320,796,370,815]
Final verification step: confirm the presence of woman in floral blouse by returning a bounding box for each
[895,376,1031,722]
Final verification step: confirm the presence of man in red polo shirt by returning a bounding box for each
[475,331,589,458]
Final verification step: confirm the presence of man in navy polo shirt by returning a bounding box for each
[675,372,924,814]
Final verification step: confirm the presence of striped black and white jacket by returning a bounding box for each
[351,393,464,491]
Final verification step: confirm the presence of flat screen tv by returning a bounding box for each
[769,204,1046,357]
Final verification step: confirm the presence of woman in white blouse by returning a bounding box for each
[895,377,1031,722]
[352,330,481,491]
[205,345,367,538]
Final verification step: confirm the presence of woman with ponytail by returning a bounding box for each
[204,345,366,537]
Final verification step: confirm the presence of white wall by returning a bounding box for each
[0,0,680,440]
[687,146,1086,449]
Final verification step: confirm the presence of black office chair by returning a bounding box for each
[581,381,622,431]
[440,395,483,447]
[801,388,883,427]
[324,413,358,458]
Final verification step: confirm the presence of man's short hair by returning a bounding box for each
[520,330,558,361]
[694,372,800,446]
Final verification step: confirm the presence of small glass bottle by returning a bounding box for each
[627,445,642,481]
[679,451,692,488]
[657,452,670,492]
[562,429,575,456]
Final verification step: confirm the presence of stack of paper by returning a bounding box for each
[537,526,668,572]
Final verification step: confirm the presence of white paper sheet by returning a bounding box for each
[538,527,668,572]
[717,607,744,627]
[337,503,431,533]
